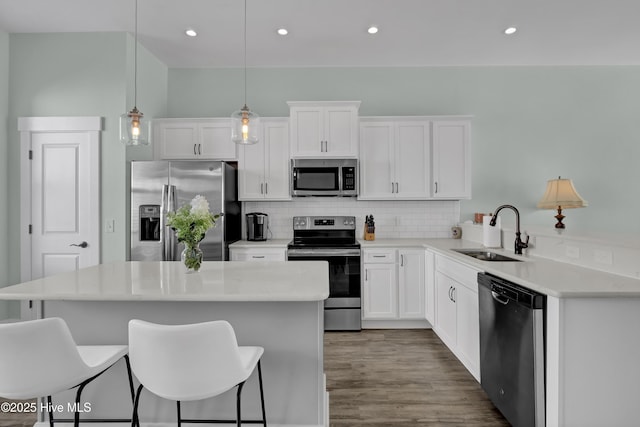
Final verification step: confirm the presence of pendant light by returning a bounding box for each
[231,0,260,145]
[120,0,149,146]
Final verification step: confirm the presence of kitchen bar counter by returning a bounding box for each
[0,260,328,301]
[0,261,329,427]
[360,238,640,297]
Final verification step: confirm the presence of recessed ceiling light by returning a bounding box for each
[504,27,517,35]
[367,26,379,35]
[277,28,288,36]
[185,29,197,37]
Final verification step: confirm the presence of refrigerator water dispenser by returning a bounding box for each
[139,205,161,241]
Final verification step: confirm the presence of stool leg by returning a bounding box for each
[177,401,181,427]
[124,355,135,404]
[236,381,245,427]
[257,361,267,426]
[131,384,143,427]
[47,396,54,427]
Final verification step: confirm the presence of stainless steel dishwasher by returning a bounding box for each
[478,272,546,427]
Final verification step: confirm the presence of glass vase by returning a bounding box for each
[181,242,203,272]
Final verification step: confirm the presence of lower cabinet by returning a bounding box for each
[362,248,426,325]
[433,254,480,380]
[229,247,287,262]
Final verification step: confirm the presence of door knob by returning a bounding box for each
[70,241,88,248]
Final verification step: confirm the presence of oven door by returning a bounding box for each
[287,248,361,330]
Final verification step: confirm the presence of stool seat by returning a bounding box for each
[128,319,267,426]
[0,317,134,427]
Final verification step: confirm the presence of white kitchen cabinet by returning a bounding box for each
[238,118,290,200]
[153,118,237,160]
[362,247,426,323]
[432,120,471,199]
[398,249,426,319]
[424,249,436,325]
[363,262,398,319]
[230,247,287,262]
[359,118,431,200]
[433,254,480,380]
[288,101,360,157]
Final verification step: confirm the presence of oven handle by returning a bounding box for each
[287,248,361,257]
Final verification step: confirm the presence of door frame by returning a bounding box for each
[18,116,102,283]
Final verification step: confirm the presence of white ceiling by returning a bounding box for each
[1,0,640,68]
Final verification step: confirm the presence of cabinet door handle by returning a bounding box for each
[198,143,202,155]
[365,269,368,281]
[435,181,438,194]
[324,140,328,152]
[395,182,399,193]
[452,286,456,303]
[391,182,395,193]
[400,254,404,267]
[265,182,268,194]
[193,144,197,155]
[260,183,264,194]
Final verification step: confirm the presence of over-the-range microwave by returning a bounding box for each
[291,158,358,197]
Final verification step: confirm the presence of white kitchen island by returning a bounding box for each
[0,261,329,427]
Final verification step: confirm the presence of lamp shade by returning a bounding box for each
[231,105,260,145]
[537,177,588,209]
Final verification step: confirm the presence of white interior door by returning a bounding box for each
[19,117,101,315]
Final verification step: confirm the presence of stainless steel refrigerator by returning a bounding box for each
[130,161,241,261]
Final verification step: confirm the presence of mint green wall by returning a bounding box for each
[6,33,167,301]
[168,67,640,234]
[0,30,9,319]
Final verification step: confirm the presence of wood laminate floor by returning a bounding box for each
[325,329,509,426]
[2,329,508,427]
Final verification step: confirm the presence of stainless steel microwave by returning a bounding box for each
[291,158,358,197]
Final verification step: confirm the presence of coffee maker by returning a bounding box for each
[246,212,268,241]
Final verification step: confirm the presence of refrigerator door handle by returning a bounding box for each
[161,184,169,261]
[166,185,177,260]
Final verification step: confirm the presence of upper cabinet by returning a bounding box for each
[432,120,471,199]
[359,118,431,200]
[152,118,237,160]
[238,118,291,201]
[288,101,360,158]
[359,116,471,200]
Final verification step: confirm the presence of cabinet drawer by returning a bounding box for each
[363,249,396,263]
[230,248,286,262]
[435,255,480,292]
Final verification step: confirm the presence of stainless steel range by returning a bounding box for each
[287,216,361,331]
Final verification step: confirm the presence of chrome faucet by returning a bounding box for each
[490,204,529,255]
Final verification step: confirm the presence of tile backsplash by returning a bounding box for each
[242,199,460,240]
[461,222,640,279]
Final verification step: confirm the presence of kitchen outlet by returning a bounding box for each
[105,219,115,233]
[594,249,613,265]
[565,245,580,259]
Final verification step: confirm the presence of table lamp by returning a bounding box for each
[537,176,587,229]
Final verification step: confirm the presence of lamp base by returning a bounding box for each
[554,207,565,229]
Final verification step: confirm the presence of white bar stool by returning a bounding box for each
[128,319,267,427]
[0,317,134,427]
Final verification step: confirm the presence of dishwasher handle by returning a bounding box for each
[491,291,510,305]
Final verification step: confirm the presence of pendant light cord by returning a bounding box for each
[134,0,139,109]
[243,0,247,107]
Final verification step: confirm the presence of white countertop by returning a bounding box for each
[229,239,291,248]
[0,261,329,302]
[361,238,640,298]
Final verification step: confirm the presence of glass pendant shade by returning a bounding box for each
[120,107,150,146]
[231,104,260,145]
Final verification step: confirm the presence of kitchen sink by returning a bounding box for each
[452,249,522,262]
